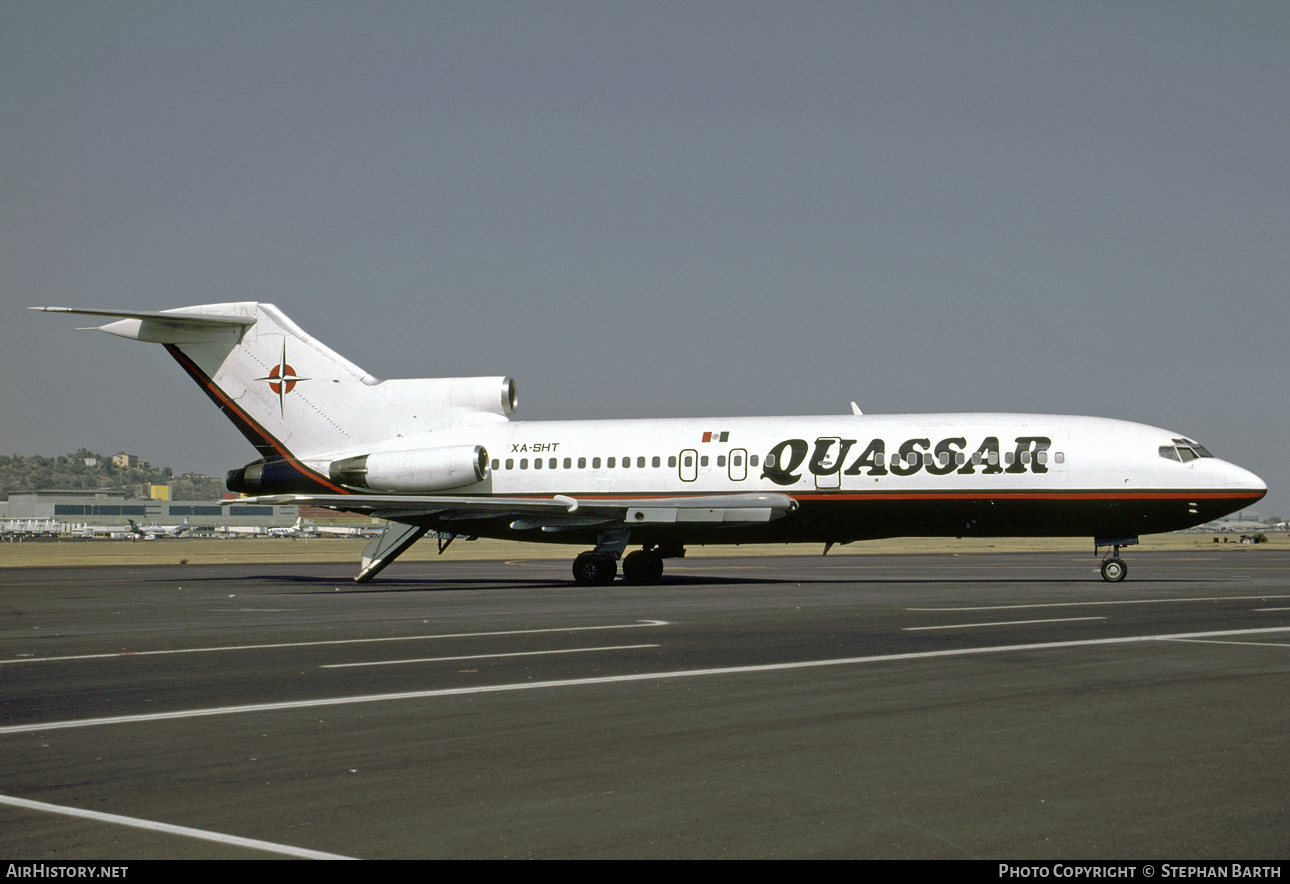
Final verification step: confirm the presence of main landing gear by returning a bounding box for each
[1095,537,1138,583]
[571,536,681,586]
[622,549,665,584]
[572,552,618,586]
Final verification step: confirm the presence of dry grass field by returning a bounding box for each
[1,531,1283,569]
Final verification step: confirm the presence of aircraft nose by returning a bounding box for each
[1222,460,1267,497]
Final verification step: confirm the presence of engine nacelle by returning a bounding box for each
[227,458,329,495]
[329,445,489,493]
[446,377,516,417]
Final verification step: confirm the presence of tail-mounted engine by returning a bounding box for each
[328,445,489,492]
[227,445,489,495]
[226,458,330,495]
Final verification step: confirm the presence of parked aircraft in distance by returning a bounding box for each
[267,517,312,538]
[38,303,1266,585]
[127,517,190,539]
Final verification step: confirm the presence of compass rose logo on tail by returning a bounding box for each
[256,343,310,416]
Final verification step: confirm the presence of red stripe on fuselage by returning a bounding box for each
[453,490,1264,502]
[788,490,1266,502]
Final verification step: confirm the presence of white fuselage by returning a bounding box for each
[298,412,1264,543]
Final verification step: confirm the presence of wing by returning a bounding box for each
[227,492,797,529]
[231,492,798,584]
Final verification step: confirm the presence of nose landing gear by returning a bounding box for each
[1100,556,1127,582]
[1095,537,1137,583]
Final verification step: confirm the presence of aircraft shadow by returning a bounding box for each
[237,571,1198,593]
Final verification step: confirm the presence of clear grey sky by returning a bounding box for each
[3,2,1285,516]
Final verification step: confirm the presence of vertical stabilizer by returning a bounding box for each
[36,303,517,470]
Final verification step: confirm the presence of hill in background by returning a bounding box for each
[0,449,225,500]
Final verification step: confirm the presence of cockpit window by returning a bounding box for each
[1159,438,1214,463]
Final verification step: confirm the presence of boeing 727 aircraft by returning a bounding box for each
[37,303,1266,585]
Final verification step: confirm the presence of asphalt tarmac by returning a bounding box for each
[1,550,1287,859]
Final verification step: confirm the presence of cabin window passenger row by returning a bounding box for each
[497,449,1062,474]
[498,450,1058,474]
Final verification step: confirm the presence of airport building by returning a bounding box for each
[0,489,299,531]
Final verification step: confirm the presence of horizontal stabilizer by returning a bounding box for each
[31,307,255,326]
[32,307,255,344]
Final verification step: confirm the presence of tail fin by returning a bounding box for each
[36,303,516,468]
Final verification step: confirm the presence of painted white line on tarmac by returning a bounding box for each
[1160,637,1290,649]
[3,626,1289,737]
[903,616,1105,631]
[322,643,660,668]
[0,793,354,860]
[0,620,670,665]
[908,595,1290,612]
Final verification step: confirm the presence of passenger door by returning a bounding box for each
[728,448,748,482]
[679,449,698,482]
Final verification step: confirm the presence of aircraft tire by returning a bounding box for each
[1100,557,1127,583]
[573,553,617,586]
[622,550,664,585]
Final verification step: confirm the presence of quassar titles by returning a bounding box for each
[761,435,1053,485]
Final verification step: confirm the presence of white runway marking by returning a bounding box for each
[907,595,1290,612]
[1161,637,1290,649]
[0,620,669,665]
[903,616,1105,631]
[322,643,660,668]
[3,626,1288,737]
[0,793,354,859]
